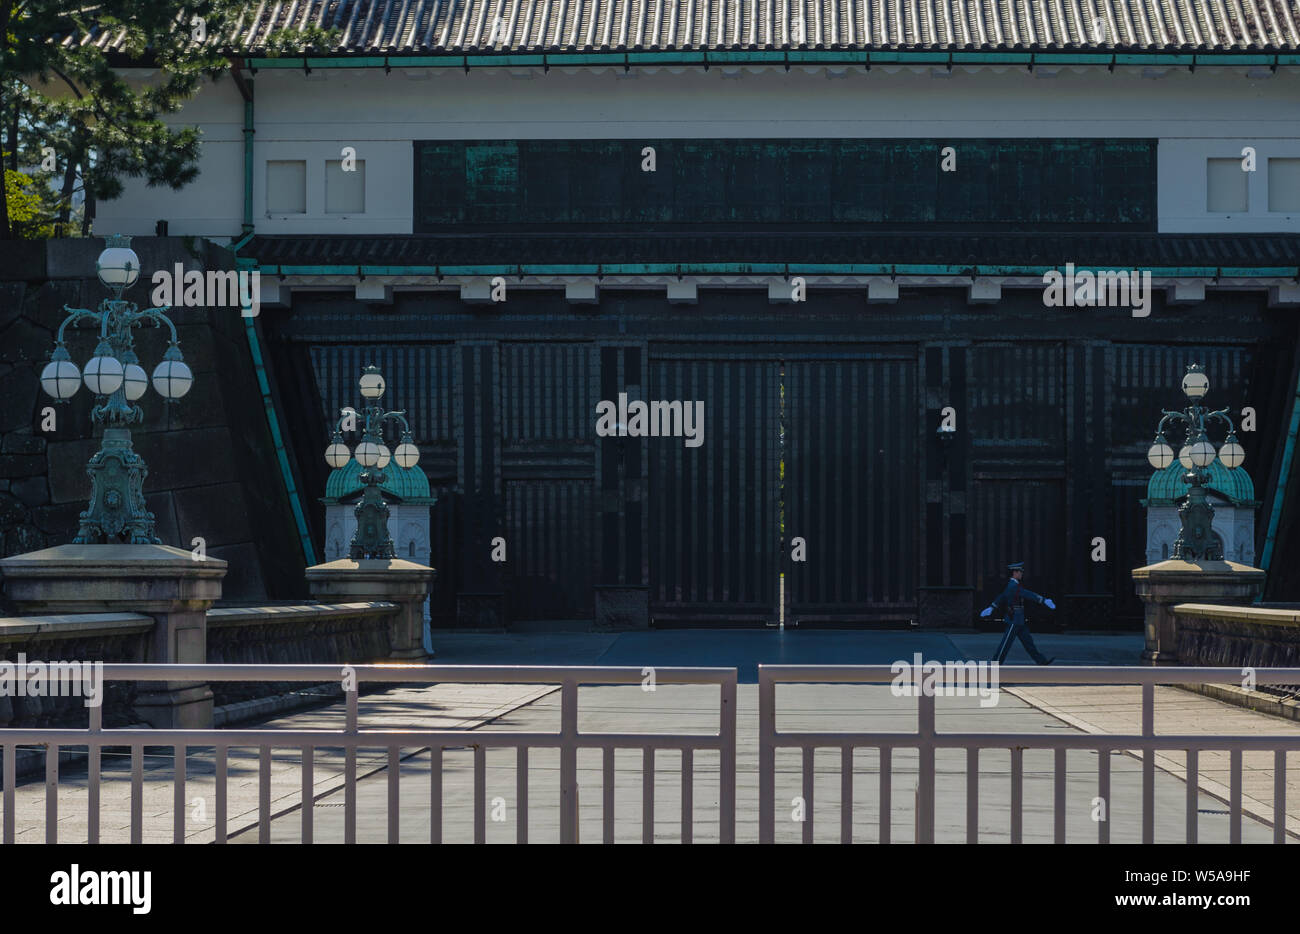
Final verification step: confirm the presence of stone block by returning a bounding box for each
[131,427,238,492]
[0,454,44,479]
[46,437,101,504]
[0,316,53,365]
[144,490,180,548]
[208,543,266,603]
[0,241,46,279]
[172,482,253,548]
[10,476,49,507]
[2,432,46,454]
[30,502,83,538]
[0,367,39,433]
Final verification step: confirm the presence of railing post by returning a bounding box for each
[917,690,936,844]
[720,671,737,845]
[560,678,578,844]
[759,667,775,844]
[1142,681,1154,844]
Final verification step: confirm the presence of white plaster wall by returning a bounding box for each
[1159,138,1300,233]
[325,502,433,623]
[96,64,1300,238]
[1147,502,1256,563]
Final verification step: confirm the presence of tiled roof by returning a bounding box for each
[78,0,1300,54]
[246,232,1300,270]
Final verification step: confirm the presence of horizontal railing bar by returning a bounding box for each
[769,733,1300,751]
[759,664,1300,685]
[69,664,736,685]
[0,729,730,748]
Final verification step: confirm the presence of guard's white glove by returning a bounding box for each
[979,606,993,618]
[1044,598,1056,610]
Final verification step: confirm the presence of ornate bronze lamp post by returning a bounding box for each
[1145,363,1246,560]
[38,235,194,543]
[323,366,420,559]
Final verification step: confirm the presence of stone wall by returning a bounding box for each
[206,602,397,706]
[0,601,400,730]
[1173,603,1300,671]
[0,237,309,604]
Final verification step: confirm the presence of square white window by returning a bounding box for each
[1206,158,1248,213]
[1268,158,1300,212]
[326,159,366,214]
[266,160,306,214]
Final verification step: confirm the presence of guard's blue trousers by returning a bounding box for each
[994,610,1049,665]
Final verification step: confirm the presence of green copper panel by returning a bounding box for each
[413,138,1157,232]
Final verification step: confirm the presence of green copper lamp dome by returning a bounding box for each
[322,458,435,504]
[1143,460,1256,508]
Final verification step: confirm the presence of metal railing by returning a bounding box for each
[0,663,737,845]
[758,664,1300,844]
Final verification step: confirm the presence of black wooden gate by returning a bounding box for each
[646,352,780,624]
[784,352,921,624]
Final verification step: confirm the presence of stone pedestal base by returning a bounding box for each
[1131,559,1265,665]
[593,586,649,630]
[306,558,434,660]
[0,544,226,727]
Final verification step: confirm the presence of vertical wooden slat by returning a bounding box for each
[1230,749,1243,844]
[517,747,529,844]
[130,745,143,846]
[174,744,185,845]
[215,745,228,844]
[1099,748,1111,844]
[88,704,101,846]
[603,747,615,844]
[681,748,693,844]
[802,747,814,844]
[642,748,654,844]
[840,746,853,844]
[1010,747,1023,844]
[879,747,892,844]
[430,745,443,844]
[1142,682,1154,844]
[259,746,272,844]
[1054,749,1066,844]
[389,745,401,845]
[967,748,979,844]
[45,745,57,844]
[302,746,314,845]
[1274,749,1286,845]
[2,744,13,844]
[474,745,486,844]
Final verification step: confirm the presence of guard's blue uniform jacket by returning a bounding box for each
[989,578,1045,621]
[986,578,1050,664]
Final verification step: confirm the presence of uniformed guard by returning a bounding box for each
[979,561,1056,665]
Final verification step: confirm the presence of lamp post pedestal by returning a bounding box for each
[306,558,434,661]
[0,544,226,727]
[1131,559,1265,665]
[74,427,159,545]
